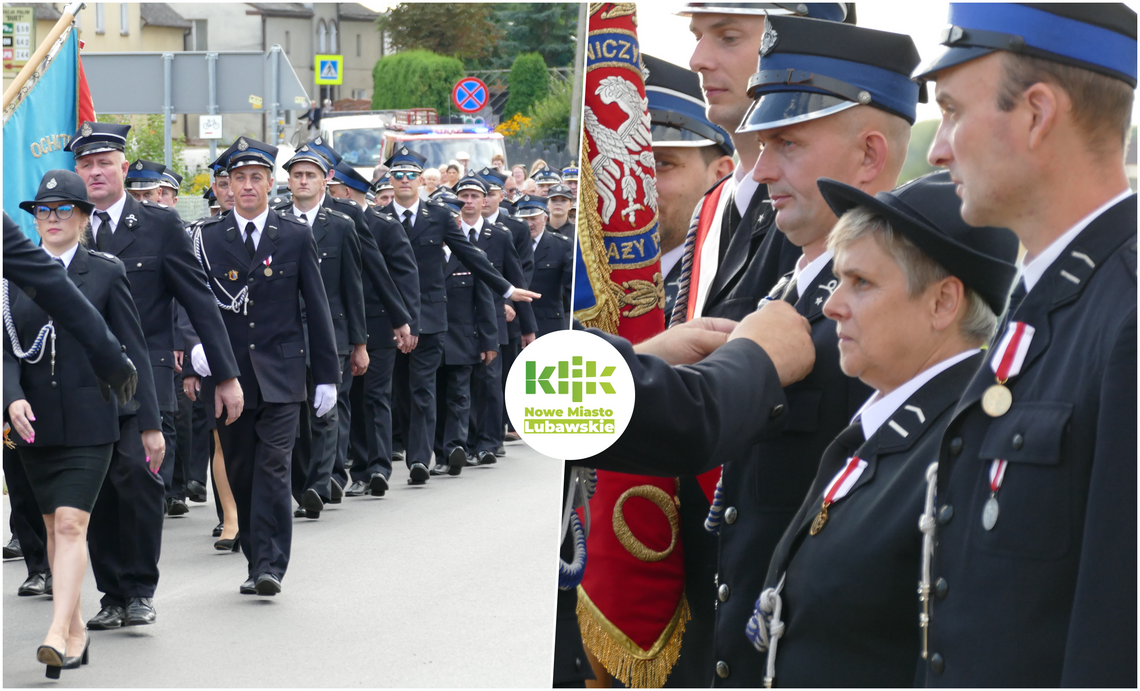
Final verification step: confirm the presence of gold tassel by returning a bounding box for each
[577,586,691,688]
[574,136,622,335]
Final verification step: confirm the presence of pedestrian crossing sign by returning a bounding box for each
[314,54,343,85]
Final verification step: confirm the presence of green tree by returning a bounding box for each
[898,119,940,185]
[371,50,467,114]
[503,52,550,120]
[520,78,572,145]
[377,4,501,63]
[491,3,578,69]
[97,113,190,191]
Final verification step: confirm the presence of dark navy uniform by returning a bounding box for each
[529,229,573,337]
[194,198,339,586]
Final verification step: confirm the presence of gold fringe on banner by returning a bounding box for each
[574,135,621,334]
[576,585,691,688]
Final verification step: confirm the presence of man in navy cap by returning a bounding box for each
[65,121,243,629]
[183,136,339,595]
[516,195,572,338]
[382,146,539,482]
[579,16,923,685]
[273,144,366,518]
[531,167,562,197]
[124,159,166,204]
[560,164,579,197]
[912,4,1137,685]
[373,175,395,208]
[157,169,181,209]
[670,3,852,330]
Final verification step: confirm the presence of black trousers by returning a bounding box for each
[157,410,177,500]
[435,363,473,459]
[3,445,48,575]
[349,346,397,482]
[89,415,166,606]
[290,354,347,504]
[170,370,193,500]
[468,350,504,454]
[216,391,301,580]
[397,332,443,467]
[501,337,521,432]
[333,354,354,488]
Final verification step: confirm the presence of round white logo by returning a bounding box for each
[504,330,634,461]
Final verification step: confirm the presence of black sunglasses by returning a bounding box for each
[33,204,76,220]
[391,171,420,181]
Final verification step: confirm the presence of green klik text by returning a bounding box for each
[525,358,616,403]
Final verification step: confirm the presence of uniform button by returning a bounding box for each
[248,278,255,284]
[122,345,127,352]
[574,657,581,671]
[929,652,944,675]
[716,661,730,679]
[718,584,730,602]
[937,505,954,525]
[769,404,785,419]
[300,349,304,354]
[948,437,963,455]
[136,262,143,268]
[250,344,256,351]
[247,300,254,306]
[50,381,58,388]
[934,577,948,599]
[725,507,738,524]
[1011,434,1024,450]
[160,358,165,363]
[249,323,255,328]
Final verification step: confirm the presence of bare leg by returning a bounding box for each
[213,431,238,541]
[40,513,65,653]
[41,508,89,653]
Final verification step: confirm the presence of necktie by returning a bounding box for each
[469,228,477,244]
[95,211,112,252]
[244,222,257,260]
[402,209,413,233]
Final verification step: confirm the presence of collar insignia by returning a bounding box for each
[125,214,137,224]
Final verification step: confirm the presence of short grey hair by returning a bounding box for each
[827,206,998,345]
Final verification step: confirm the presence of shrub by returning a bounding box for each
[520,78,571,144]
[503,52,549,120]
[371,50,467,115]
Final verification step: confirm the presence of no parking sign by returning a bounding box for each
[451,77,489,113]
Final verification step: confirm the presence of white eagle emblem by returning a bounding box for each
[237,138,249,151]
[81,122,93,137]
[46,177,57,189]
[583,75,657,225]
[136,161,144,170]
[761,23,779,56]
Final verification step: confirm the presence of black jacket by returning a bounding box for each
[470,218,537,343]
[923,197,1137,687]
[764,353,983,687]
[4,247,158,444]
[442,249,499,366]
[529,230,573,337]
[488,209,535,340]
[193,209,341,404]
[361,207,419,349]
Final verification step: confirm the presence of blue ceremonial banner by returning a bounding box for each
[3,26,80,241]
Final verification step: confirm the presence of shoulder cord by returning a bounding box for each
[745,572,786,688]
[192,225,249,315]
[2,279,54,365]
[918,461,939,660]
[558,466,596,590]
[705,475,725,535]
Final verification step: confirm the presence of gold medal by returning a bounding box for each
[809,502,829,536]
[226,270,239,281]
[982,384,1012,417]
[264,266,273,277]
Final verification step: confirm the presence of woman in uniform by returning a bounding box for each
[745,172,1019,686]
[4,170,152,679]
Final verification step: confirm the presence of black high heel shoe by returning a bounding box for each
[36,643,64,679]
[62,629,90,669]
[214,533,240,551]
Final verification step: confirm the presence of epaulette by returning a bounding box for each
[277,210,306,224]
[552,232,571,241]
[140,199,176,215]
[326,207,353,223]
[370,209,397,222]
[86,249,122,264]
[198,214,225,228]
[343,199,359,208]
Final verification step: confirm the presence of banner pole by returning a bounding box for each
[2,1,85,111]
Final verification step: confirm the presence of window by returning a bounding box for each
[329,21,337,53]
[356,33,361,57]
[318,20,326,53]
[285,30,291,55]
[119,4,129,35]
[94,4,105,34]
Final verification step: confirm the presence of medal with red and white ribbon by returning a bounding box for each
[263,256,273,277]
[810,456,867,536]
[982,459,1008,530]
[982,321,1035,417]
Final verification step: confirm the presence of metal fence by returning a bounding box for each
[504,137,575,170]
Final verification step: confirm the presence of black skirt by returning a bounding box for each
[18,444,113,514]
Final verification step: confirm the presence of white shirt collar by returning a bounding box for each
[393,198,420,221]
[856,348,980,440]
[485,209,500,225]
[733,164,759,217]
[43,242,80,269]
[292,199,321,227]
[532,228,545,249]
[96,192,128,233]
[234,206,270,245]
[793,249,834,297]
[1021,188,1132,293]
[461,216,483,236]
[660,243,685,279]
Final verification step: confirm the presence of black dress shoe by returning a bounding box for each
[44,572,52,595]
[329,478,344,504]
[87,605,126,630]
[504,431,521,442]
[345,480,368,496]
[61,629,90,669]
[17,572,47,596]
[408,462,429,485]
[393,450,405,462]
[494,445,507,457]
[301,488,323,518]
[124,597,156,626]
[369,473,388,497]
[293,506,308,518]
[448,447,465,476]
[212,522,224,537]
[464,453,479,467]
[167,498,190,516]
[478,451,497,465]
[4,538,22,559]
[186,480,208,503]
[255,573,281,596]
[239,578,257,595]
[214,533,240,552]
[429,462,449,476]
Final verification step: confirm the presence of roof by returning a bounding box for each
[245,3,315,19]
[338,3,381,22]
[5,3,62,20]
[140,3,191,29]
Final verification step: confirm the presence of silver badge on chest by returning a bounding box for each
[982,496,1000,530]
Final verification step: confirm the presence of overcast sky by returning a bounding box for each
[636,1,1140,125]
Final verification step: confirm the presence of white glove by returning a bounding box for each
[190,344,211,377]
[313,383,337,418]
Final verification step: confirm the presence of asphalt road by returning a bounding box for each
[3,441,561,687]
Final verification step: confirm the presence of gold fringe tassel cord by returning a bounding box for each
[577,585,691,688]
[574,134,622,334]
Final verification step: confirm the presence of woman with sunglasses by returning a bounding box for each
[4,170,154,679]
